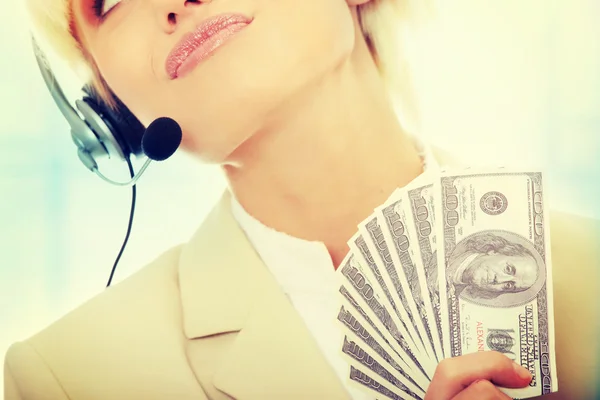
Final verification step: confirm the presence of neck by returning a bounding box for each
[222,56,422,268]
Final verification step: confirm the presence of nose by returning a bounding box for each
[152,0,211,33]
[496,270,513,283]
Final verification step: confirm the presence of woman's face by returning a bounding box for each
[73,0,366,163]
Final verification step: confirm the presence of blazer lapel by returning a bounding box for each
[177,191,349,400]
[175,145,452,399]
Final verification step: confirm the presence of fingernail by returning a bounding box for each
[513,362,532,380]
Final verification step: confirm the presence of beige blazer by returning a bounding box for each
[4,157,599,400]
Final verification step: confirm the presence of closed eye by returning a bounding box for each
[92,0,122,19]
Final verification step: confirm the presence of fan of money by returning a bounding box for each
[335,168,557,400]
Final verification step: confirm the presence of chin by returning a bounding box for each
[195,132,259,165]
[185,142,239,165]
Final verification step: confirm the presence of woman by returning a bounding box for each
[4,0,598,399]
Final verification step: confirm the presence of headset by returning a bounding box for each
[31,36,182,287]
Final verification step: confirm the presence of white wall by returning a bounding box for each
[1,0,599,394]
[412,0,599,217]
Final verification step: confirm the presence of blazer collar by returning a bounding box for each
[177,190,349,399]
[177,190,265,339]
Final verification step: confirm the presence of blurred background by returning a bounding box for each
[1,0,599,394]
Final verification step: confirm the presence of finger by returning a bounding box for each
[450,380,512,400]
[424,352,532,400]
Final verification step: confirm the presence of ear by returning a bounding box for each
[346,0,371,5]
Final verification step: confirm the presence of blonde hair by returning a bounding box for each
[359,0,425,134]
[25,0,114,106]
[26,0,424,131]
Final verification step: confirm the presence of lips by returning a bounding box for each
[166,13,252,79]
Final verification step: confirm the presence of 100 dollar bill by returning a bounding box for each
[405,182,445,361]
[337,254,431,385]
[436,170,557,398]
[348,366,410,400]
[341,335,423,400]
[336,302,425,395]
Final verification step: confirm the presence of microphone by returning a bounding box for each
[94,117,183,186]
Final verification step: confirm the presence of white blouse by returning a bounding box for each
[230,137,438,399]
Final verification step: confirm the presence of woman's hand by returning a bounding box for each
[424,351,533,400]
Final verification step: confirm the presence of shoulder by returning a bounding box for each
[3,191,240,400]
[548,210,599,316]
[544,210,599,399]
[3,244,204,399]
[29,243,186,338]
[549,210,599,250]
[548,210,599,293]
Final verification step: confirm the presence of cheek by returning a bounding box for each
[469,266,486,282]
[103,74,158,127]
[472,257,488,272]
[488,258,505,273]
[94,35,159,124]
[519,266,537,286]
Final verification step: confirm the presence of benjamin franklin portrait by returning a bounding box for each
[446,231,546,307]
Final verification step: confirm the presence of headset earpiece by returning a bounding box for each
[80,84,146,158]
[32,35,145,172]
